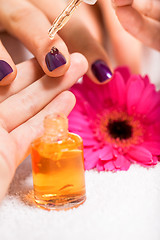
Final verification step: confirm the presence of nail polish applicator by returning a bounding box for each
[48,0,97,40]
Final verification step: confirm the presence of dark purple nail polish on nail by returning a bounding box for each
[0,60,13,81]
[45,47,67,72]
[91,60,112,82]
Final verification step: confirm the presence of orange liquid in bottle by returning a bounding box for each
[31,114,86,210]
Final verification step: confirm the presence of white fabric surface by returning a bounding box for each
[0,34,160,240]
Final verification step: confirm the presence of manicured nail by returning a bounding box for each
[0,60,13,81]
[91,60,112,83]
[45,47,67,72]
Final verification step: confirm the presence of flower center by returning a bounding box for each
[93,110,144,149]
[107,119,132,140]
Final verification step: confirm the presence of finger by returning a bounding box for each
[0,40,17,86]
[115,5,160,51]
[11,91,76,166]
[0,91,75,201]
[0,53,88,132]
[112,0,160,21]
[99,0,142,73]
[0,0,70,77]
[30,0,113,84]
[134,0,160,21]
[0,58,44,103]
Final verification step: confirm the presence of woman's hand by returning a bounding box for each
[0,0,71,86]
[0,0,142,87]
[0,53,88,202]
[111,0,160,51]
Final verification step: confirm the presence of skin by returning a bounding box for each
[0,0,142,87]
[0,53,88,202]
[111,0,160,51]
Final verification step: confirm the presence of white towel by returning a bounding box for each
[0,156,160,240]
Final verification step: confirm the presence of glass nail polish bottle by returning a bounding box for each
[31,113,86,210]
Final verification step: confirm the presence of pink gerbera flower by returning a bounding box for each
[69,67,160,171]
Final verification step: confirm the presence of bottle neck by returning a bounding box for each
[44,129,68,142]
[43,113,69,142]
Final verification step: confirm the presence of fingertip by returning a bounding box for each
[0,61,17,86]
[61,90,77,114]
[44,46,70,77]
[36,35,71,78]
[51,91,76,117]
[70,52,89,74]
[88,59,113,85]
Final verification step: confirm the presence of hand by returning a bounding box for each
[0,53,88,202]
[0,0,71,86]
[111,0,160,51]
[96,0,142,73]
[0,0,142,88]
[30,0,142,76]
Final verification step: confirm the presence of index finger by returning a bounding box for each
[0,0,70,77]
[0,40,17,86]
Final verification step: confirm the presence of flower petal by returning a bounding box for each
[143,75,150,86]
[145,106,160,123]
[115,66,131,82]
[104,161,116,171]
[99,145,113,160]
[136,84,155,114]
[127,75,144,114]
[145,123,160,141]
[114,73,126,107]
[84,150,100,170]
[69,116,89,127]
[114,155,131,171]
[83,101,97,118]
[83,75,108,105]
[128,145,154,165]
[84,148,94,160]
[141,141,160,155]
[145,91,160,116]
[108,72,126,106]
[152,156,158,165]
[79,132,95,139]
[83,138,97,147]
[96,160,105,171]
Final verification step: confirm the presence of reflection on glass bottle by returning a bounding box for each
[31,113,86,210]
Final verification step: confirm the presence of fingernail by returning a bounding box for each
[91,60,112,83]
[45,47,67,72]
[0,60,13,81]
